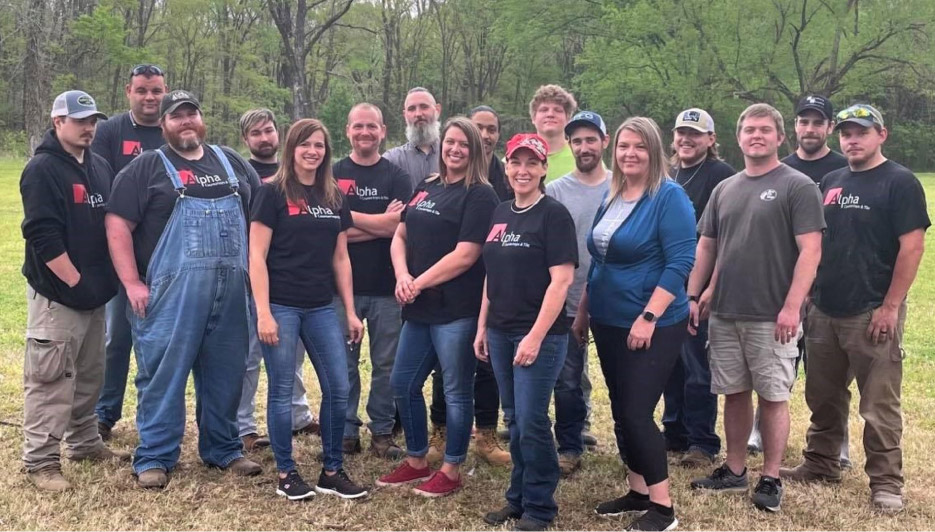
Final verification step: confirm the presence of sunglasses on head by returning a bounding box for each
[130,64,165,78]
[837,106,874,121]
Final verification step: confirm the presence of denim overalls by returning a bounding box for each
[130,146,250,475]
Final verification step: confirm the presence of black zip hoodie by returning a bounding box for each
[21,129,118,310]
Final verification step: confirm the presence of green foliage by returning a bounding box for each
[318,85,354,159]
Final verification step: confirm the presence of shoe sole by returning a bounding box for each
[276,488,315,501]
[314,486,369,499]
[690,485,749,493]
[753,500,781,513]
[596,509,647,518]
[375,475,432,488]
[411,485,461,498]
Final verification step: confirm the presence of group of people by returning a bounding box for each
[19,63,928,532]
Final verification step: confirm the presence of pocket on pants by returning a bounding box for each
[25,334,71,383]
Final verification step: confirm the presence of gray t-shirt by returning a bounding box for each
[384,141,439,189]
[546,173,610,316]
[698,163,825,321]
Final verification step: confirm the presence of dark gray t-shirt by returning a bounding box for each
[698,163,825,321]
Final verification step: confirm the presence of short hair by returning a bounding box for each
[736,103,784,138]
[239,108,276,138]
[528,85,577,120]
[469,105,500,130]
[347,102,384,125]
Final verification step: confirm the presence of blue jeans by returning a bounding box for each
[95,285,134,429]
[390,317,476,464]
[262,303,349,472]
[487,328,566,525]
[662,320,720,456]
[554,333,587,456]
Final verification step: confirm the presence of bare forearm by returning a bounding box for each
[249,254,272,317]
[106,219,142,287]
[528,279,572,340]
[883,244,924,308]
[688,238,717,296]
[347,227,378,243]
[644,286,677,317]
[352,211,400,238]
[44,253,80,287]
[333,253,356,314]
[415,247,479,289]
[783,246,821,312]
[390,226,409,278]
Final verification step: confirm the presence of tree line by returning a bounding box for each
[1,0,934,170]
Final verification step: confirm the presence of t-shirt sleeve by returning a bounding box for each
[545,203,579,268]
[697,181,722,238]
[90,118,114,163]
[106,156,151,224]
[391,165,414,203]
[890,172,931,236]
[790,178,826,234]
[458,185,498,244]
[250,184,281,230]
[339,192,353,231]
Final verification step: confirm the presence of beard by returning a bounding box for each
[165,123,207,153]
[250,142,279,159]
[406,120,440,147]
[798,138,825,155]
[574,152,601,173]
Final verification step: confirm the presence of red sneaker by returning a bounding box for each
[375,461,432,487]
[412,471,462,498]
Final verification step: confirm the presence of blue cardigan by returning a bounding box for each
[586,179,696,328]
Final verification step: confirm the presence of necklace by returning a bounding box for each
[510,193,545,214]
[675,158,706,188]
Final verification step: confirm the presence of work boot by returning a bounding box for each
[678,449,716,469]
[343,437,362,454]
[558,453,581,477]
[779,463,841,483]
[242,433,271,452]
[224,457,262,476]
[98,421,112,442]
[474,427,511,466]
[426,424,446,465]
[871,490,904,513]
[137,468,168,489]
[293,420,321,436]
[370,434,406,459]
[68,445,132,463]
[27,466,71,492]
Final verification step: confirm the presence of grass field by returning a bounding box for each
[0,157,933,530]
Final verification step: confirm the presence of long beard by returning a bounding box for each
[406,120,440,147]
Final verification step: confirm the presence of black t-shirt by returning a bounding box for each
[483,196,578,335]
[671,158,735,221]
[249,159,280,182]
[333,156,413,296]
[488,156,513,201]
[813,160,930,317]
[107,146,261,277]
[782,150,848,185]
[252,182,353,308]
[400,179,499,323]
[91,112,165,175]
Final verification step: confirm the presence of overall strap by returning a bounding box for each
[209,145,240,193]
[155,148,186,195]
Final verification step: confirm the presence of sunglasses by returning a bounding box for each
[836,105,876,122]
[130,64,165,78]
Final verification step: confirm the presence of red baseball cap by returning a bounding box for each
[505,133,548,161]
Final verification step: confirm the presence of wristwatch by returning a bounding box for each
[688,295,699,303]
[642,310,657,323]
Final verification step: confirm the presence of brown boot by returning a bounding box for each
[137,468,169,489]
[474,428,511,466]
[28,466,72,492]
[224,457,262,476]
[426,425,446,465]
[242,433,271,452]
[68,445,132,463]
[557,453,581,477]
[370,434,406,459]
[779,463,841,483]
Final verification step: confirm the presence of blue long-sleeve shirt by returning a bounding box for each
[586,179,696,328]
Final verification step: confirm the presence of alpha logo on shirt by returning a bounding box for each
[178,169,224,187]
[337,178,386,200]
[122,140,142,156]
[759,189,778,201]
[72,184,105,208]
[408,190,429,206]
[485,223,529,248]
[286,199,340,219]
[486,223,508,242]
[823,187,868,210]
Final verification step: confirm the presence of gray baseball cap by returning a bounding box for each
[50,90,107,120]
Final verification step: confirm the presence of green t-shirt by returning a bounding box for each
[546,144,576,183]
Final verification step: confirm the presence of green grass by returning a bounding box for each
[0,158,933,529]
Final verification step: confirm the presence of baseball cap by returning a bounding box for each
[834,104,885,130]
[50,90,107,120]
[795,94,834,120]
[565,111,607,138]
[505,133,549,161]
[160,90,202,118]
[673,108,715,133]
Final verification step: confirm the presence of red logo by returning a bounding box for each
[408,191,429,206]
[286,199,309,216]
[179,169,196,185]
[486,223,508,243]
[337,179,356,195]
[823,187,843,206]
[122,140,142,156]
[72,184,88,204]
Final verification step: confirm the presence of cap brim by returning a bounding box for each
[834,118,876,130]
[796,106,831,120]
[69,110,108,120]
[565,120,605,138]
[161,101,201,117]
[506,145,547,161]
[672,123,709,133]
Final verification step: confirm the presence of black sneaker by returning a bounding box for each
[752,476,783,512]
[483,505,523,525]
[315,468,368,499]
[690,464,748,492]
[276,470,315,501]
[625,507,678,531]
[596,491,651,517]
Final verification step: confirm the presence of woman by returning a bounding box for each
[475,133,577,531]
[573,117,696,531]
[376,117,499,497]
[250,119,367,501]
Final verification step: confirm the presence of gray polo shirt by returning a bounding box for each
[384,140,439,189]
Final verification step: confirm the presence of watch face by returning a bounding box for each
[643,311,656,322]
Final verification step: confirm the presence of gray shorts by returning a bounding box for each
[708,315,801,401]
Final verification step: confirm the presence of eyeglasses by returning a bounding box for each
[130,64,165,78]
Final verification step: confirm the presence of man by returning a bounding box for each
[106,90,262,489]
[332,103,411,459]
[528,84,578,183]
[470,105,512,201]
[384,87,441,189]
[780,104,929,513]
[21,90,130,491]
[662,108,735,468]
[92,65,167,442]
[688,103,824,513]
[547,111,610,476]
[235,109,319,452]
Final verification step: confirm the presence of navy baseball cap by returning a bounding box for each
[795,94,834,120]
[160,90,202,118]
[565,111,607,138]
[50,90,107,120]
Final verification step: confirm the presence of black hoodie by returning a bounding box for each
[21,129,118,310]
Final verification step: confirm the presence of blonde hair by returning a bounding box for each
[270,119,341,209]
[528,84,577,120]
[736,103,785,137]
[427,116,490,188]
[608,117,669,202]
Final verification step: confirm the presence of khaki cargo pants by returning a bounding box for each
[22,285,106,472]
[802,302,906,495]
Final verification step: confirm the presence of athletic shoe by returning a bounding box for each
[625,506,678,531]
[412,471,461,498]
[483,505,523,525]
[751,476,783,512]
[513,516,549,531]
[276,470,315,501]
[375,461,432,487]
[595,491,651,517]
[690,464,748,492]
[315,468,368,499]
[779,463,841,483]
